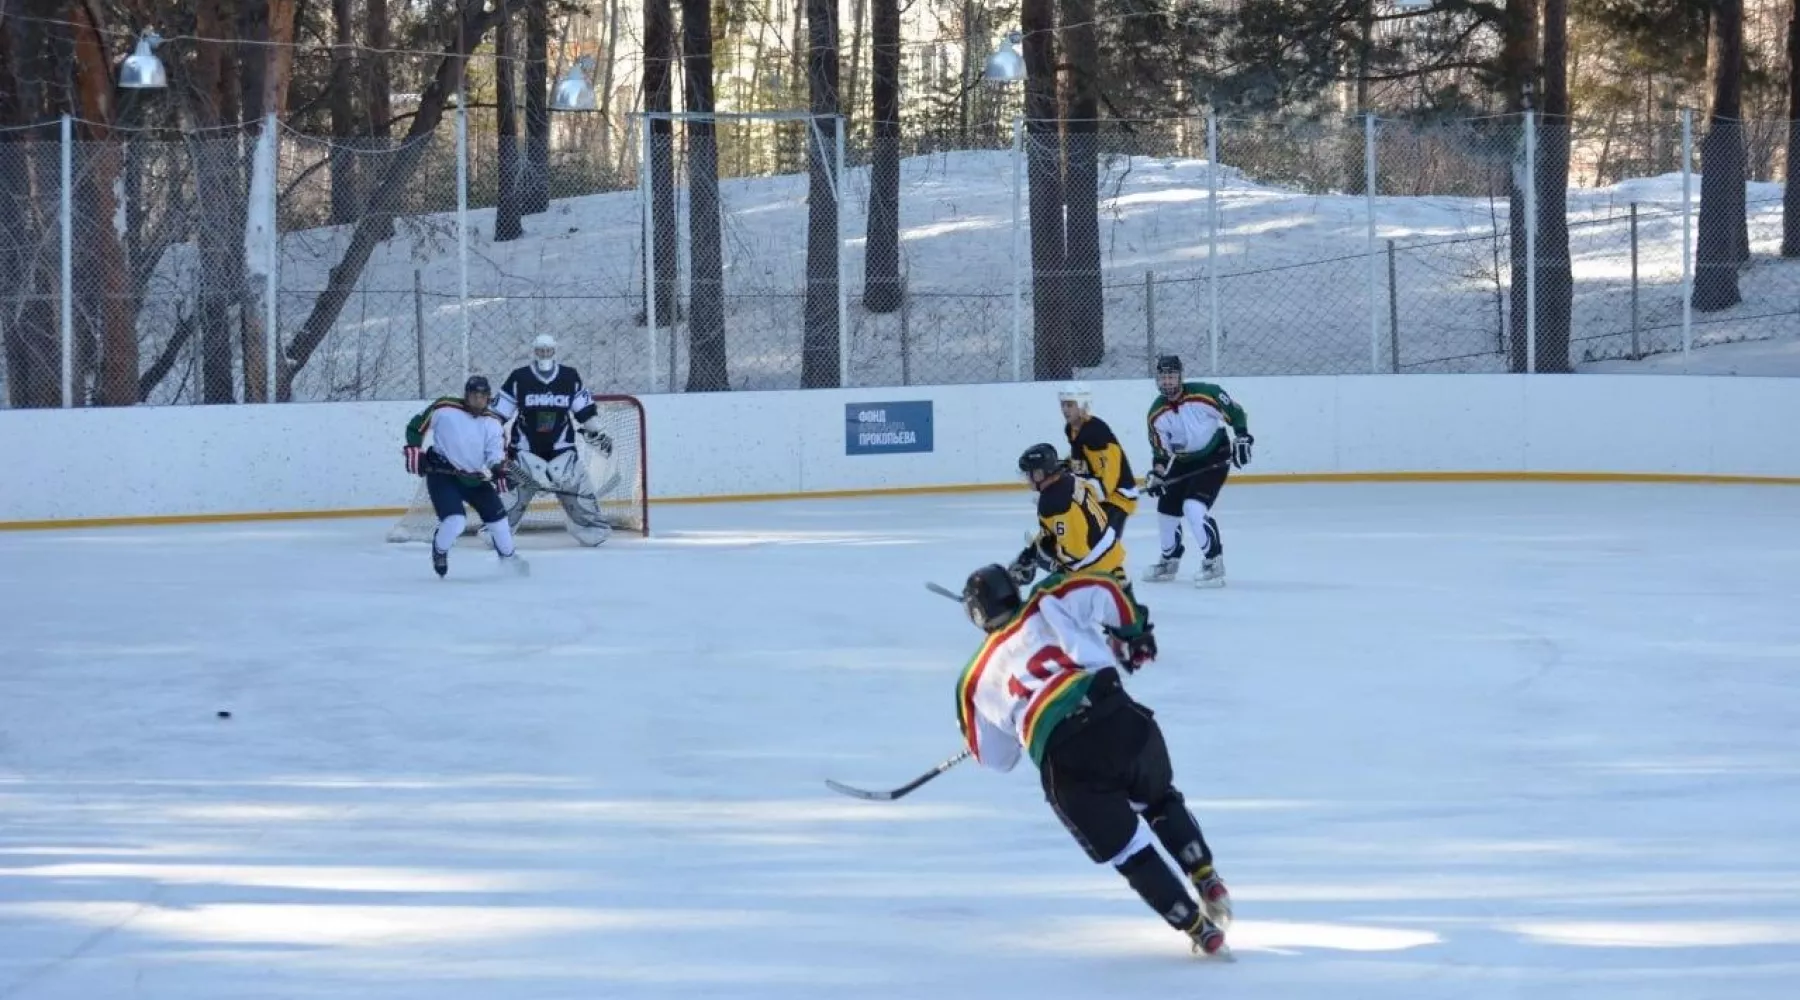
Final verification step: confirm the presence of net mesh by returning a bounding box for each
[385,394,647,542]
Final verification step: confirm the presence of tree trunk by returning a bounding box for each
[1695,0,1745,311]
[243,0,295,403]
[863,0,902,313]
[524,0,550,214]
[1024,0,1070,380]
[495,2,525,242]
[0,16,61,408]
[365,0,394,241]
[802,0,843,387]
[331,0,358,224]
[597,0,620,172]
[1503,0,1538,373]
[194,0,243,403]
[1784,5,1800,256]
[1535,0,1574,372]
[846,0,867,133]
[642,0,678,327]
[279,0,507,400]
[1062,0,1104,369]
[683,0,729,390]
[68,3,139,405]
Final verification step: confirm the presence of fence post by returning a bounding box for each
[413,269,427,398]
[264,112,279,402]
[1629,202,1640,359]
[641,114,657,391]
[59,113,72,408]
[455,95,471,380]
[899,261,911,386]
[1387,239,1400,372]
[1145,270,1156,372]
[1010,115,1024,382]
[1365,112,1380,374]
[1680,108,1693,359]
[1524,107,1537,375]
[836,114,850,389]
[1207,109,1220,375]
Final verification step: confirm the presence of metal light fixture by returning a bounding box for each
[552,56,598,111]
[119,30,168,90]
[984,31,1025,84]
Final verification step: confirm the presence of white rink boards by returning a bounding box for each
[2,482,1799,999]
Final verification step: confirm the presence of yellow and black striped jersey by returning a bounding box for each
[1064,414,1139,516]
[1033,472,1126,579]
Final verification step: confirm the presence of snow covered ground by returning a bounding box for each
[4,482,1800,998]
[126,142,1800,403]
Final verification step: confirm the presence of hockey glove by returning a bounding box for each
[1007,549,1038,587]
[404,445,424,476]
[487,463,511,493]
[1232,433,1254,468]
[1108,623,1158,672]
[1142,468,1167,498]
[581,427,613,454]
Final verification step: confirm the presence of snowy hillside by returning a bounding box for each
[144,151,1800,401]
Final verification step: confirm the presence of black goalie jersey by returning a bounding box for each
[493,363,598,459]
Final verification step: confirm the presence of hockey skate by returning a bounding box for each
[1142,556,1181,583]
[1187,916,1232,960]
[431,548,449,578]
[1194,556,1225,588]
[1192,864,1233,929]
[498,552,531,577]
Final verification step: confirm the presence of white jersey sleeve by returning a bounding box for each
[1036,586,1125,671]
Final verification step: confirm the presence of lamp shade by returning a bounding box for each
[984,31,1025,84]
[120,32,167,90]
[552,57,597,111]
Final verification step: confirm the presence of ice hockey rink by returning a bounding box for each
[2,481,1799,1000]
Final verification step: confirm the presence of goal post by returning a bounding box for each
[386,393,649,542]
[635,109,849,391]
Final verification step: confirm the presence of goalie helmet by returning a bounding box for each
[532,333,557,376]
[963,563,1022,632]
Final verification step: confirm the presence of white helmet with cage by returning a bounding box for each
[531,333,557,376]
[1057,381,1092,414]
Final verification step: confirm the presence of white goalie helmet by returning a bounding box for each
[1057,381,1092,413]
[531,333,557,376]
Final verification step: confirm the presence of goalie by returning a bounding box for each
[492,334,615,547]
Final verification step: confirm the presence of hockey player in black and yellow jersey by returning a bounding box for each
[1008,443,1132,595]
[1058,382,1139,533]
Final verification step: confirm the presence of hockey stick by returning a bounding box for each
[825,748,972,801]
[1144,456,1233,497]
[925,581,961,602]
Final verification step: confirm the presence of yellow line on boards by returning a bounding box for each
[2,470,1797,532]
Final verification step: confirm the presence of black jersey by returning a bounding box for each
[494,363,598,459]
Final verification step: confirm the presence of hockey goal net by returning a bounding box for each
[385,394,649,542]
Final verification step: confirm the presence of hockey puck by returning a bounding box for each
[216,710,232,720]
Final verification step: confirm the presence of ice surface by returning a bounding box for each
[3,482,1800,998]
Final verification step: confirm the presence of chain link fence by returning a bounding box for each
[3,109,1798,408]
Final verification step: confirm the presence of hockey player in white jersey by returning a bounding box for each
[955,566,1234,957]
[493,334,614,546]
[1142,355,1253,587]
[402,375,529,578]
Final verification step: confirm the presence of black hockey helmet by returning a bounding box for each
[465,374,492,396]
[1018,442,1063,482]
[963,563,1022,632]
[1155,354,1183,399]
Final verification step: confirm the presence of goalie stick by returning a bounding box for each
[825,748,972,801]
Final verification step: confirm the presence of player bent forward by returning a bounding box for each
[957,566,1234,957]
[402,375,529,578]
[492,334,614,547]
[1010,443,1132,598]
[1142,354,1253,588]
